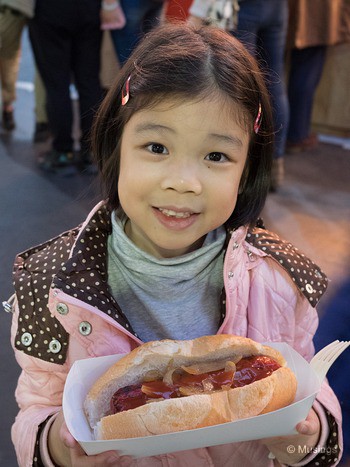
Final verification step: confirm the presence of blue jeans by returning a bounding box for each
[233,0,289,158]
[287,46,327,143]
[110,0,163,65]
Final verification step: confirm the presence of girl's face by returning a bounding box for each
[118,95,249,258]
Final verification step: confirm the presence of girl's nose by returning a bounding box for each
[160,162,202,194]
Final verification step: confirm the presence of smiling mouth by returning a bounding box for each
[157,208,193,219]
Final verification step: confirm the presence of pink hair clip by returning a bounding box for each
[254,102,262,134]
[121,76,131,106]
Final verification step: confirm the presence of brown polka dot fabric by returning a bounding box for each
[33,417,49,467]
[299,410,340,466]
[13,228,79,364]
[53,206,135,336]
[246,227,328,307]
[13,206,137,364]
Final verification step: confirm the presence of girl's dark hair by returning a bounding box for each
[91,23,274,230]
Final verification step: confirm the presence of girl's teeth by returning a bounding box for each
[158,208,191,218]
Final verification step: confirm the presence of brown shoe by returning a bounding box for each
[286,134,318,154]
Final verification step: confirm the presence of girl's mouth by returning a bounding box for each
[153,207,199,230]
[157,208,192,219]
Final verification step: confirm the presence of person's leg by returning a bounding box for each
[110,0,162,65]
[232,0,260,55]
[140,0,163,34]
[34,68,47,124]
[256,0,289,160]
[234,0,288,190]
[33,67,50,142]
[28,2,73,154]
[72,0,103,166]
[234,0,289,153]
[0,7,26,130]
[0,52,20,130]
[287,46,327,144]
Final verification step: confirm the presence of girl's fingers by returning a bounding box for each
[60,418,134,465]
[296,408,320,436]
[60,420,77,448]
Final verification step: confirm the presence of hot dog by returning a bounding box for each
[84,335,297,440]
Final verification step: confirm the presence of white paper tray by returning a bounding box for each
[63,343,321,457]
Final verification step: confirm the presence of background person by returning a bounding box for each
[28,0,104,174]
[286,0,350,153]
[0,0,34,131]
[105,0,165,66]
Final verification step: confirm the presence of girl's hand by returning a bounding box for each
[261,408,321,464]
[49,411,134,466]
[100,3,126,31]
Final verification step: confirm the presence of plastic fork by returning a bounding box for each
[310,340,350,382]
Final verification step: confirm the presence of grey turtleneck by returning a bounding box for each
[107,212,225,342]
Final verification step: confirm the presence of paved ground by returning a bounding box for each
[1,29,350,466]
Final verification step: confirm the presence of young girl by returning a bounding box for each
[9,24,342,466]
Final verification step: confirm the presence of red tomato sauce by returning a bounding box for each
[110,355,281,414]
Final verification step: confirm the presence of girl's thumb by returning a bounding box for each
[61,422,77,448]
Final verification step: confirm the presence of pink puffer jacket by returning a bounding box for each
[9,201,342,466]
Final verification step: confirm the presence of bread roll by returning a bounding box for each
[84,335,297,439]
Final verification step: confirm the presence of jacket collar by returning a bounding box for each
[53,202,137,336]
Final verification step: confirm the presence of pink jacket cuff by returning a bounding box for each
[39,412,60,467]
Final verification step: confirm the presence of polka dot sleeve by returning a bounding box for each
[33,416,52,467]
[304,411,340,466]
[284,409,340,467]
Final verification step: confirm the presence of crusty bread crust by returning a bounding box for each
[84,335,297,439]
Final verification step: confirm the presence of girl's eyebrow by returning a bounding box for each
[134,123,175,134]
[208,133,243,148]
[135,123,243,148]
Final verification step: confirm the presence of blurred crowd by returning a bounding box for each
[1,0,349,186]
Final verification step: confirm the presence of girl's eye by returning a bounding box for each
[205,152,228,162]
[147,143,168,155]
